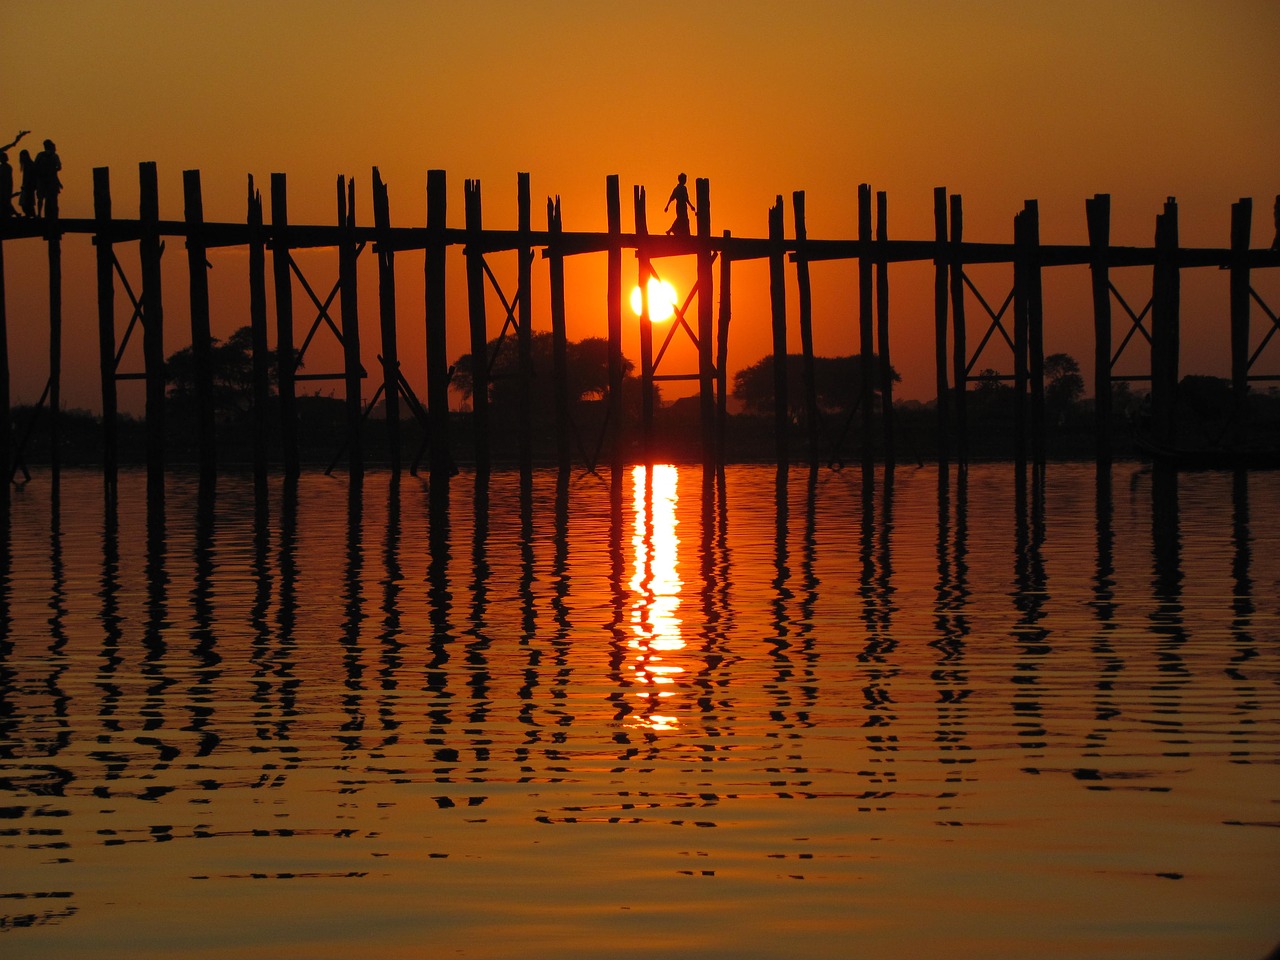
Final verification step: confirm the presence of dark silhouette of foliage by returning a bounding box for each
[1045,352,1084,425]
[731,353,899,420]
[165,325,291,422]
[451,332,635,410]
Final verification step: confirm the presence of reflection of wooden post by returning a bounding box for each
[1230,198,1252,424]
[425,169,450,479]
[338,175,363,478]
[270,173,299,479]
[716,230,732,465]
[1086,193,1112,463]
[548,195,570,472]
[857,183,874,469]
[184,169,216,482]
[139,162,166,498]
[94,167,117,489]
[696,178,715,469]
[464,179,489,475]
[949,194,967,464]
[768,196,788,467]
[793,191,818,469]
[1151,197,1180,446]
[634,185,654,457]
[606,176,623,462]
[1020,200,1044,465]
[933,186,949,464]
[876,190,894,468]
[517,173,533,474]
[247,175,270,485]
[372,168,400,474]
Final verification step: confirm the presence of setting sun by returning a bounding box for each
[629,278,678,321]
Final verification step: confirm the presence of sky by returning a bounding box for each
[3,0,1278,413]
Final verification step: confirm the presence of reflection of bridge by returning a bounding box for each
[2,166,1279,503]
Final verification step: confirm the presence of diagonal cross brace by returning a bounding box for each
[960,270,1015,377]
[1108,280,1154,370]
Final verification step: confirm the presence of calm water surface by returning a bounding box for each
[2,463,1277,959]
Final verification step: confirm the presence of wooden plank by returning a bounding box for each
[94,167,117,488]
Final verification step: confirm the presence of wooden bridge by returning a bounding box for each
[2,163,1278,506]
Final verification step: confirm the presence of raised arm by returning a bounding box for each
[0,130,30,153]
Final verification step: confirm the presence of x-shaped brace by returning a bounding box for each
[961,271,1015,377]
[1107,280,1153,370]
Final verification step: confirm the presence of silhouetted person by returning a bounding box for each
[0,152,14,219]
[34,139,61,219]
[17,149,36,218]
[665,172,696,237]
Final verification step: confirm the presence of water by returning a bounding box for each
[2,463,1277,959]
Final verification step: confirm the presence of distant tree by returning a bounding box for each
[731,353,899,420]
[166,325,292,422]
[451,332,636,411]
[1045,352,1084,424]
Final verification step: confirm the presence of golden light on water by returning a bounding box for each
[628,464,683,728]
[629,278,678,322]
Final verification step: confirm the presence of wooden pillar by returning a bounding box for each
[183,169,216,482]
[247,175,269,485]
[950,194,967,464]
[876,190,894,468]
[857,183,874,469]
[94,167,118,489]
[1151,197,1180,446]
[634,185,654,457]
[716,234,737,473]
[792,191,818,469]
[716,229,732,465]
[1013,207,1029,464]
[338,175,363,478]
[767,195,788,467]
[933,186,949,464]
[1086,193,1112,463]
[424,169,451,479]
[696,178,715,468]
[517,173,533,474]
[47,186,62,486]
[372,168,400,474]
[1230,197,1252,423]
[139,162,166,498]
[1024,200,1044,466]
[547,195,570,472]
[270,173,299,479]
[606,176,623,463]
[464,179,490,475]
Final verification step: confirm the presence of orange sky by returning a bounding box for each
[3,0,1278,412]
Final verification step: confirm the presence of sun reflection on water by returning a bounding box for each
[627,464,683,729]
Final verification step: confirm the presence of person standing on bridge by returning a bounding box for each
[664,172,696,237]
[0,151,15,218]
[17,149,37,218]
[34,139,61,219]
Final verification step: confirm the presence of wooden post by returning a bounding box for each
[634,185,654,457]
[1024,200,1044,466]
[606,176,623,463]
[950,194,967,464]
[857,183,874,469]
[1151,197,1180,446]
[517,173,533,474]
[372,168,400,474]
[424,169,450,479]
[933,186,949,464]
[464,179,490,475]
[792,191,819,469]
[247,175,270,485]
[548,195,570,472]
[876,190,894,468]
[270,173,299,479]
[94,167,118,489]
[1086,193,1112,463]
[696,178,715,469]
[47,185,62,486]
[1013,207,1029,464]
[716,229,732,466]
[1230,197,1252,424]
[767,196,788,467]
[338,175,363,478]
[183,169,216,482]
[139,162,165,499]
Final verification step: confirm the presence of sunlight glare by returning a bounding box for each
[630,278,678,322]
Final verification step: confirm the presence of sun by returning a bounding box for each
[630,278,678,321]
